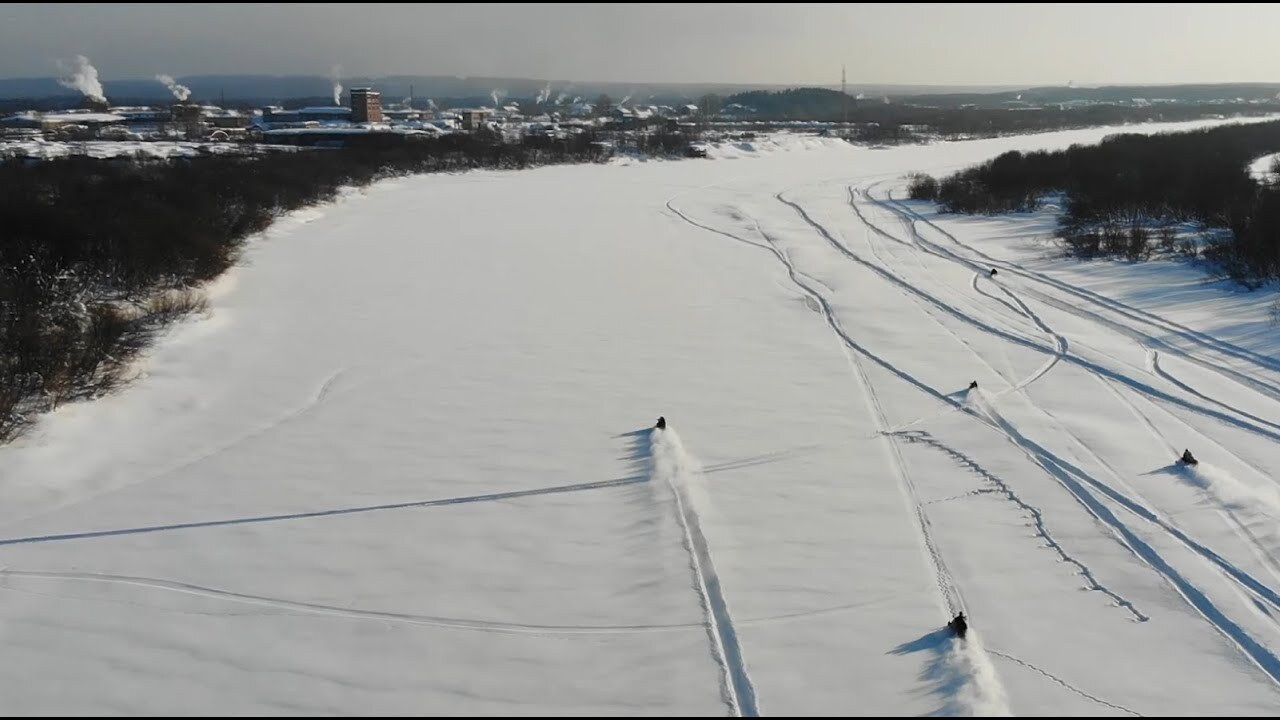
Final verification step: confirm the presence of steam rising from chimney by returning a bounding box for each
[155,74,191,101]
[535,82,551,104]
[331,65,343,106]
[490,89,507,108]
[56,55,106,104]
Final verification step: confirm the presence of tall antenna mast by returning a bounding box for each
[842,64,848,131]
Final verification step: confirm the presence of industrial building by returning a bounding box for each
[350,88,383,123]
[0,109,125,130]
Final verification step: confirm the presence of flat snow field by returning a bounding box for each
[2,119,1280,716]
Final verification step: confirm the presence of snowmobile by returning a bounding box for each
[968,380,979,390]
[948,612,968,639]
[655,416,666,430]
[989,268,998,277]
[1179,449,1198,466]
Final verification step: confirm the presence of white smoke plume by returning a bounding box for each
[331,64,343,106]
[490,89,507,108]
[426,98,437,110]
[619,95,632,106]
[56,55,106,104]
[535,82,551,105]
[554,91,568,104]
[155,74,191,102]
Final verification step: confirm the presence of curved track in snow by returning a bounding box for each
[677,168,1280,704]
[882,192,1280,403]
[668,193,1013,716]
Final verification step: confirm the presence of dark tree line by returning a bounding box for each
[910,121,1280,279]
[0,130,693,440]
[722,88,1280,137]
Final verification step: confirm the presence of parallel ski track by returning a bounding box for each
[668,194,1012,714]
[775,186,1280,687]
[881,191,1280,403]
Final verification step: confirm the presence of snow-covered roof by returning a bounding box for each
[0,139,303,160]
[41,112,125,124]
[261,126,428,136]
[295,107,352,115]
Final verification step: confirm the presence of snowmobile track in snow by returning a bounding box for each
[987,648,1143,716]
[879,191,1280,404]
[0,569,885,639]
[885,191,1280,377]
[851,186,1280,620]
[894,429,1148,622]
[1148,350,1280,434]
[653,429,759,717]
[765,186,1280,688]
[668,193,1012,715]
[837,191,1280,444]
[969,395,1280,686]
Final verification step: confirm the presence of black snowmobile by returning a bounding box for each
[655,416,666,430]
[948,612,968,639]
[1179,449,1198,466]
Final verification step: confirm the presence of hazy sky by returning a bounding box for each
[3,3,1279,86]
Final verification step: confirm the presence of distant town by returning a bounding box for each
[5,67,1280,159]
[0,86,724,151]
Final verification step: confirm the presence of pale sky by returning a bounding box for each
[2,3,1279,86]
